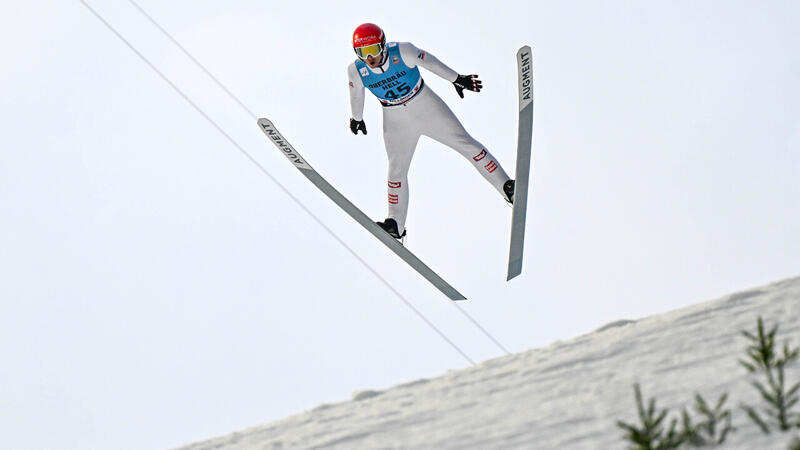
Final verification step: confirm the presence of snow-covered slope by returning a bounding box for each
[177,277,800,449]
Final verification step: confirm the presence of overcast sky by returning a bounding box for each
[1,1,798,449]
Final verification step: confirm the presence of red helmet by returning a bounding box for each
[352,23,386,60]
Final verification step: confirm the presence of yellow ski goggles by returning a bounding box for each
[355,43,384,59]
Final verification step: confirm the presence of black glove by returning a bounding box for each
[453,74,483,98]
[350,118,367,135]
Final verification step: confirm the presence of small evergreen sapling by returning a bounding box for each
[681,393,734,446]
[617,384,687,450]
[739,317,800,433]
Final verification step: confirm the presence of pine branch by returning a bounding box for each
[658,418,687,449]
[740,359,757,373]
[681,409,704,446]
[787,382,800,400]
[683,393,734,446]
[618,384,686,449]
[740,316,800,433]
[742,404,771,434]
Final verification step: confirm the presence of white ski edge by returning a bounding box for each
[507,45,534,281]
[257,118,467,301]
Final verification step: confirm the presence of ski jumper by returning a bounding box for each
[348,42,510,234]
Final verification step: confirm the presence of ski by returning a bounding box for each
[507,46,534,281]
[257,118,466,301]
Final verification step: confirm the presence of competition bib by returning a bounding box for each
[355,43,423,105]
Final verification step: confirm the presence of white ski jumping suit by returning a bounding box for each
[347,42,510,234]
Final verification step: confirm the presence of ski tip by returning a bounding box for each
[443,287,467,301]
[257,117,273,128]
[517,45,532,57]
[506,261,523,281]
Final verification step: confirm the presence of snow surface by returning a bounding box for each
[177,277,800,449]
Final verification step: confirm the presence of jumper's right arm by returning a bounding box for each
[347,63,365,121]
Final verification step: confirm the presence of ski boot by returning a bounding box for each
[376,218,406,242]
[503,179,516,205]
